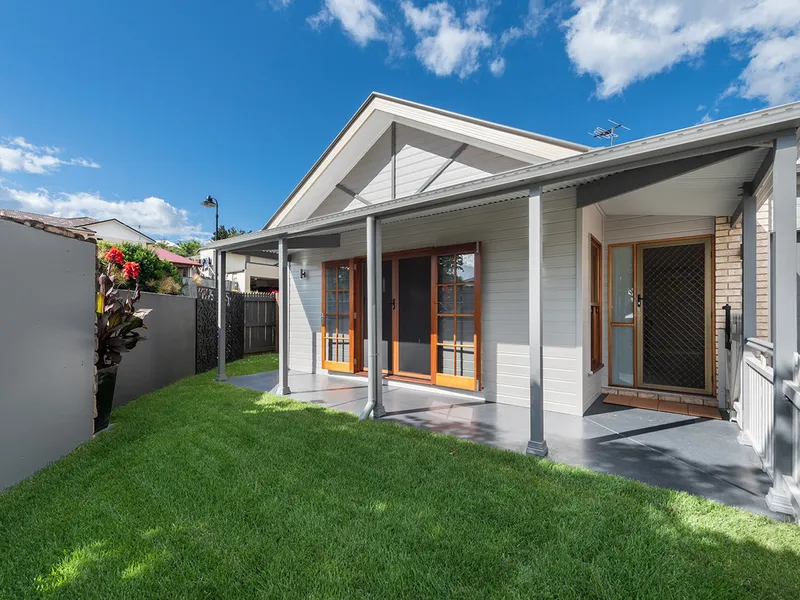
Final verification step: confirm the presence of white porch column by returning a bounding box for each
[526,184,548,457]
[360,215,383,420]
[766,131,797,515]
[277,236,291,396]
[216,250,227,382]
[373,217,386,418]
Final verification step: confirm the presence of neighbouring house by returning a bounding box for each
[154,247,201,278]
[198,248,279,292]
[206,93,800,519]
[0,209,155,246]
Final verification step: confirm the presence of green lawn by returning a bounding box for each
[1,354,799,599]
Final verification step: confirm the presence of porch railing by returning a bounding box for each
[739,338,775,479]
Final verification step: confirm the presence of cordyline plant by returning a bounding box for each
[96,246,151,368]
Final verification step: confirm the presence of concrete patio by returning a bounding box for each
[229,370,781,519]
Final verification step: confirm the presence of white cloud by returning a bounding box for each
[0,182,205,238]
[401,1,493,78]
[737,34,800,105]
[308,0,386,46]
[500,0,551,46]
[0,137,100,174]
[489,56,505,76]
[563,0,800,102]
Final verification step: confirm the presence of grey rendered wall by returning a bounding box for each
[287,190,583,415]
[114,292,196,406]
[0,220,96,491]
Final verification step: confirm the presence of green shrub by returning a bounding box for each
[98,241,183,294]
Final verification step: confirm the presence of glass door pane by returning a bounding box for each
[610,245,634,386]
[611,245,634,323]
[397,256,431,376]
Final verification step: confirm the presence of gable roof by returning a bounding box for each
[154,247,201,267]
[0,210,156,243]
[207,99,800,254]
[86,218,157,243]
[265,93,588,229]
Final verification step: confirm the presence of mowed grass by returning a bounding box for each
[1,355,799,599]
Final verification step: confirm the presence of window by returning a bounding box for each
[322,261,353,371]
[590,237,603,373]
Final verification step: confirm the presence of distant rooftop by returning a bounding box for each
[154,247,201,267]
[0,209,97,229]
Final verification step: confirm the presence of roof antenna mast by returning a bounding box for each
[590,120,630,146]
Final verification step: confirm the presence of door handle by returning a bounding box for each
[391,298,396,310]
[637,294,644,308]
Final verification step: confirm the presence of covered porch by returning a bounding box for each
[229,369,779,517]
[206,102,800,522]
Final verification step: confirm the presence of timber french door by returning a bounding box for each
[325,243,481,392]
[321,260,354,372]
[432,244,482,391]
[608,236,713,395]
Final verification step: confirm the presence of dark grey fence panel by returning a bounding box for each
[114,292,196,407]
[0,220,95,491]
[244,293,277,354]
[196,287,244,373]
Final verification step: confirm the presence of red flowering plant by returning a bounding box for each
[96,246,151,368]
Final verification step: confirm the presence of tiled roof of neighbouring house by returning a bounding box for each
[0,209,97,229]
[0,211,97,243]
[154,247,201,267]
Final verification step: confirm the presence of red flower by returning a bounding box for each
[105,247,124,265]
[123,261,141,280]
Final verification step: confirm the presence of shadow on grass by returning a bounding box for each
[1,369,799,598]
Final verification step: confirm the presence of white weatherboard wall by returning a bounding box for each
[89,220,151,245]
[581,205,605,412]
[600,214,715,391]
[287,189,582,415]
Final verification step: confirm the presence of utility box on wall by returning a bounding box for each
[0,218,96,491]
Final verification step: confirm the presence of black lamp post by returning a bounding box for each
[201,195,220,281]
[201,195,219,241]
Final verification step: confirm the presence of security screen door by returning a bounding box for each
[635,238,713,394]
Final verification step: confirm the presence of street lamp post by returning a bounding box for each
[201,195,220,281]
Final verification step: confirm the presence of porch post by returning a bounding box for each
[741,189,757,343]
[373,217,386,418]
[277,236,291,396]
[216,250,227,382]
[526,184,548,457]
[766,131,797,514]
[360,216,380,420]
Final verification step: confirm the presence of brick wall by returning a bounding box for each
[714,207,770,340]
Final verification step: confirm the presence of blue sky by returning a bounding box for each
[1,0,798,240]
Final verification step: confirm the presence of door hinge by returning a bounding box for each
[354,312,357,319]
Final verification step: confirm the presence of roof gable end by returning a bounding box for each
[266,93,587,228]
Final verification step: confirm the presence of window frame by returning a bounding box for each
[589,236,603,373]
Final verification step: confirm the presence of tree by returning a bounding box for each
[174,239,202,257]
[97,241,183,294]
[212,225,251,241]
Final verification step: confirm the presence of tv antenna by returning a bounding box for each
[590,120,630,146]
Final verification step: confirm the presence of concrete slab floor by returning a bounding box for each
[229,370,782,520]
